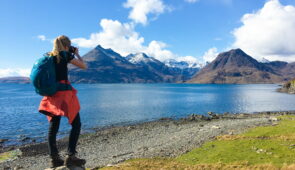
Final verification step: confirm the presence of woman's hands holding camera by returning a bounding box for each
[74,47,79,56]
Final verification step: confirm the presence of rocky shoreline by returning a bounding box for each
[1,111,294,170]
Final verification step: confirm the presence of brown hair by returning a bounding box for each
[49,35,71,63]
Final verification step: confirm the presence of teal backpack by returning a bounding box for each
[30,53,72,96]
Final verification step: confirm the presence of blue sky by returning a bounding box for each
[1,0,295,77]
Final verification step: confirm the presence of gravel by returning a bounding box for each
[0,111,289,170]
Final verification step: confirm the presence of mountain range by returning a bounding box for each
[1,47,294,84]
[188,49,293,84]
[0,77,30,84]
[68,45,199,83]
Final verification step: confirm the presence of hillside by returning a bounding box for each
[188,49,287,84]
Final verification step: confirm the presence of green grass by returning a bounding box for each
[176,116,295,167]
[0,149,22,163]
[243,116,295,137]
[177,137,295,166]
[101,115,295,169]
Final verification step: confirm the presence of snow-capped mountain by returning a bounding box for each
[260,57,271,63]
[69,45,202,83]
[126,53,201,81]
[125,52,179,81]
[126,53,161,65]
[69,46,182,83]
[164,59,202,69]
[163,59,201,81]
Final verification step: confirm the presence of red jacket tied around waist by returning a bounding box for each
[39,80,80,124]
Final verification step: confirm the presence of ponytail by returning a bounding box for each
[49,35,71,63]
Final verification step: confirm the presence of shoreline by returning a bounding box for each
[1,111,295,169]
[1,110,293,152]
[1,109,293,150]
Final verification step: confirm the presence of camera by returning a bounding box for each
[69,46,77,54]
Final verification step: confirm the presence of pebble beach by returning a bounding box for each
[1,111,293,170]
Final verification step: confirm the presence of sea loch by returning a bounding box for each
[1,83,295,145]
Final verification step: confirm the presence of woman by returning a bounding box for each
[38,35,87,168]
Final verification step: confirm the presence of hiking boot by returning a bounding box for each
[65,154,86,167]
[50,154,64,168]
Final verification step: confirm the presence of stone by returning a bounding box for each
[207,112,219,119]
[269,117,278,121]
[45,165,85,170]
[211,125,220,129]
[20,137,30,142]
[127,126,134,130]
[13,166,23,170]
[207,112,214,116]
[188,114,197,121]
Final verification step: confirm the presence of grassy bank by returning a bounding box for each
[101,115,295,170]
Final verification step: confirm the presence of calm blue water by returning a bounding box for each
[0,83,295,145]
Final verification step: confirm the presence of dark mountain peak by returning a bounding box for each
[188,48,291,84]
[209,48,264,70]
[81,45,109,62]
[218,48,249,59]
[82,45,128,64]
[228,48,244,54]
[139,53,150,59]
[126,52,149,59]
[95,44,103,50]
[94,45,116,54]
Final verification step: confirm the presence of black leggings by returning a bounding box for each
[48,113,81,156]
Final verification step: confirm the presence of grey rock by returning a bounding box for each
[45,166,85,170]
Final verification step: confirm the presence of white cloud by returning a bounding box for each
[72,19,178,61]
[176,55,199,63]
[72,0,201,63]
[232,0,295,62]
[145,41,175,61]
[123,0,168,25]
[37,35,54,43]
[37,35,46,41]
[185,0,232,5]
[176,55,202,67]
[0,68,31,78]
[202,47,218,63]
[184,0,199,3]
[72,19,145,56]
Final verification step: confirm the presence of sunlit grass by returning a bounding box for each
[100,115,295,169]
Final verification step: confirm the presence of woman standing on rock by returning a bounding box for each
[38,35,87,168]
